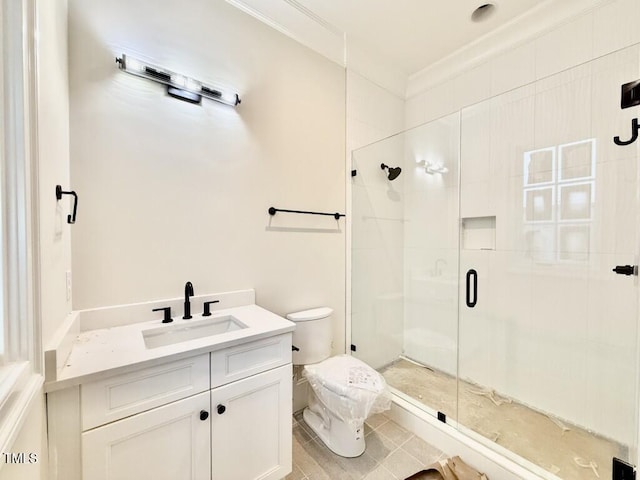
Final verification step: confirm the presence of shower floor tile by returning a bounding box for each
[287,411,446,480]
[380,358,627,480]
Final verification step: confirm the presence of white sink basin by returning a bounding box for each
[142,315,248,349]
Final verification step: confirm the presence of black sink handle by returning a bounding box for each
[203,300,220,317]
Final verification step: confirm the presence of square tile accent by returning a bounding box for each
[375,420,413,447]
[401,436,446,466]
[380,449,425,480]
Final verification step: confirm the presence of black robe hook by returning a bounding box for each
[613,118,639,146]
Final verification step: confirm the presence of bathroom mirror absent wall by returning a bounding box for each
[68,0,347,317]
[351,44,640,480]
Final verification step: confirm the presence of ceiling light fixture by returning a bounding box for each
[115,54,241,107]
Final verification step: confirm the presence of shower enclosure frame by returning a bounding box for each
[347,44,640,480]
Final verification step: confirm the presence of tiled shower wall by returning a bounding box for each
[405,0,640,129]
[402,0,640,446]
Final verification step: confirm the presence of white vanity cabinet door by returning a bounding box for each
[82,391,211,480]
[210,364,292,480]
[210,333,291,388]
[82,354,210,430]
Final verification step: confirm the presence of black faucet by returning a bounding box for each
[183,281,194,319]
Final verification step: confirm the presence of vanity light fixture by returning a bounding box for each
[115,54,241,107]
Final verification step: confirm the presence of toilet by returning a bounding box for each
[288,307,391,458]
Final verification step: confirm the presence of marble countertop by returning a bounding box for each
[45,294,295,392]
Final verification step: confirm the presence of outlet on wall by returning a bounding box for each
[66,271,72,301]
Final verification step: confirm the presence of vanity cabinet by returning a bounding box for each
[82,391,211,480]
[47,333,293,480]
[210,365,291,480]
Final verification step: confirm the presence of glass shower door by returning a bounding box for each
[351,112,461,423]
[350,45,639,480]
[457,45,640,479]
[351,133,406,373]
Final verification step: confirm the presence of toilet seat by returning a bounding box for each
[305,355,387,398]
[303,355,391,438]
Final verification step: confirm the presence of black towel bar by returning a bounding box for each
[268,207,345,220]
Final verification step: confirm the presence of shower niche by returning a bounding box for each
[461,216,495,250]
[350,45,640,480]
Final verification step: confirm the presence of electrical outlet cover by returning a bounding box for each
[66,271,72,301]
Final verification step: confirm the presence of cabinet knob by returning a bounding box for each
[199,410,209,421]
[217,404,226,415]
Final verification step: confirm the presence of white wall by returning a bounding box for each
[68,0,346,352]
[38,0,72,349]
[403,0,640,446]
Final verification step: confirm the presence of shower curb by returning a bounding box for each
[387,395,561,480]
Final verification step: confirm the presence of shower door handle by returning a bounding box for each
[466,269,477,308]
[613,265,637,276]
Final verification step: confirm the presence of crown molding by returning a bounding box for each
[225,0,408,97]
[225,0,345,66]
[407,0,611,98]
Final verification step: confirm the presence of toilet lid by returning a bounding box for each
[304,355,386,399]
[286,307,333,322]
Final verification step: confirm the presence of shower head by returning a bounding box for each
[381,163,402,181]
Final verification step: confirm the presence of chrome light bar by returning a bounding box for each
[115,54,241,107]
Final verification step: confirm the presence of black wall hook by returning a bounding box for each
[55,185,78,224]
[614,118,639,146]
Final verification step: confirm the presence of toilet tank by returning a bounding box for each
[287,307,332,365]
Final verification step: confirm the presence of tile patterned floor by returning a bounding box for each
[286,411,446,480]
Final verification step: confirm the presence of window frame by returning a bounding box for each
[0,0,43,458]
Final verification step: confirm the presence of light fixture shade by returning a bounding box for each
[116,54,241,107]
[426,162,448,174]
[417,159,448,175]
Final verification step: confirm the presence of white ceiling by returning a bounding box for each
[290,0,543,75]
